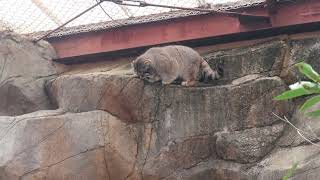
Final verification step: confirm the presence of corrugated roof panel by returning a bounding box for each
[0,0,266,34]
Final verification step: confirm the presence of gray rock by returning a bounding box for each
[0,110,107,179]
[46,67,292,179]
[278,103,320,147]
[0,109,214,180]
[48,71,291,131]
[0,32,65,116]
[216,124,284,163]
[204,41,286,83]
[163,160,254,180]
[249,143,320,180]
[142,134,216,179]
[281,37,320,84]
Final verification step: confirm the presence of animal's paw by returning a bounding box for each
[162,81,171,85]
[181,81,188,86]
[181,81,196,86]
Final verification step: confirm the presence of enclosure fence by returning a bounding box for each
[0,0,245,34]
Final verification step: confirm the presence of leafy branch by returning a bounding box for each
[274,62,320,117]
[274,62,320,179]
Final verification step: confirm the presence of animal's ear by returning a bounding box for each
[144,59,151,66]
[131,60,137,68]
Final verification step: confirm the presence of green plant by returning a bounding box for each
[282,162,298,180]
[274,62,320,117]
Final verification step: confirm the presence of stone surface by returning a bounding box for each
[3,33,320,180]
[163,160,253,180]
[142,134,216,179]
[204,41,286,83]
[278,103,320,147]
[46,71,292,179]
[281,37,320,84]
[0,32,64,116]
[48,72,291,130]
[249,143,320,180]
[0,110,107,179]
[216,124,284,163]
[0,109,217,180]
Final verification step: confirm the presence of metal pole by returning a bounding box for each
[35,1,103,42]
[31,0,63,26]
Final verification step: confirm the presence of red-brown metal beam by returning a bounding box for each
[271,0,320,26]
[49,0,320,62]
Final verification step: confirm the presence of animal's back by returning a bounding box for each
[160,45,202,76]
[162,45,201,65]
[147,45,209,82]
[133,45,221,86]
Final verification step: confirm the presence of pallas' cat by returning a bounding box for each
[132,45,222,86]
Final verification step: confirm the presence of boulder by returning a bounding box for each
[278,103,320,147]
[281,37,320,84]
[0,110,107,179]
[163,160,253,180]
[0,109,251,180]
[204,41,286,82]
[0,32,64,116]
[48,71,291,131]
[216,124,284,163]
[46,70,292,179]
[249,143,320,180]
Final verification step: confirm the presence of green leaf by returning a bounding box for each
[300,95,320,112]
[302,83,320,94]
[274,87,312,100]
[307,110,320,117]
[295,62,320,83]
[282,162,298,180]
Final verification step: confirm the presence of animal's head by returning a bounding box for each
[131,57,161,83]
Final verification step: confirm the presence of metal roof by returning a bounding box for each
[27,0,267,39]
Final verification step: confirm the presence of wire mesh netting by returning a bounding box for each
[0,0,249,34]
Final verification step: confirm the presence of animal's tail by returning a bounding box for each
[200,58,223,82]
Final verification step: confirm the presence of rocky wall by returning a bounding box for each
[1,32,320,180]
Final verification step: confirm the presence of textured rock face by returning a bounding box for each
[0,110,108,180]
[0,32,64,116]
[2,33,320,179]
[48,74,289,129]
[216,124,284,163]
[281,37,320,84]
[278,106,320,147]
[204,41,286,82]
[249,143,320,180]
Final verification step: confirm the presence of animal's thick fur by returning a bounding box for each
[132,45,222,86]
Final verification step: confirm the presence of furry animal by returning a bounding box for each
[132,45,222,86]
